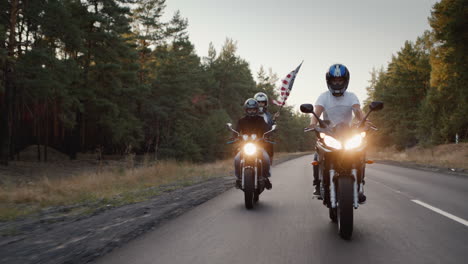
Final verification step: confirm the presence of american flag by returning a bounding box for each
[272,62,303,106]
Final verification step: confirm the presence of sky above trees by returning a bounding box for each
[163,0,438,109]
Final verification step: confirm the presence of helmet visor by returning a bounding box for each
[246,108,258,115]
[330,77,346,86]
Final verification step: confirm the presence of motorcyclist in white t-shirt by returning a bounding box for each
[307,64,368,203]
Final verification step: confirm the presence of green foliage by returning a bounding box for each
[424,0,468,143]
[0,0,336,164]
[275,109,315,152]
[366,0,468,148]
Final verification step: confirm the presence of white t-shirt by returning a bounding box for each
[315,91,360,126]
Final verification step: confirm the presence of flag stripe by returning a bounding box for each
[272,62,303,106]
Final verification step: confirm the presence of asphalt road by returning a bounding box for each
[95,155,468,264]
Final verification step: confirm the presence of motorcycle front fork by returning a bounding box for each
[313,154,364,209]
[328,167,363,209]
[241,158,261,190]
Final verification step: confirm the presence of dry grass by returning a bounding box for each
[368,143,468,170]
[0,159,232,221]
[0,152,309,221]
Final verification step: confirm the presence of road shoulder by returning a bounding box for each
[0,152,311,264]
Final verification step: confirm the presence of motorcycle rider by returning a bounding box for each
[234,98,273,189]
[253,92,279,161]
[306,64,367,203]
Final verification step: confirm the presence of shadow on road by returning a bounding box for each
[231,201,276,214]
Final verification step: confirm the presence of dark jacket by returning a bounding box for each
[235,115,270,137]
[261,111,275,129]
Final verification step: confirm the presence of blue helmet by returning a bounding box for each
[326,64,350,96]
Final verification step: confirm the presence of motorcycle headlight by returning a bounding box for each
[242,134,249,141]
[243,143,257,155]
[345,134,364,150]
[323,135,342,149]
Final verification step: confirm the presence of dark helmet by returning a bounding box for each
[243,98,259,117]
[326,64,350,96]
[253,92,268,113]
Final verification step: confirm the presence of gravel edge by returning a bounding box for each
[0,152,311,264]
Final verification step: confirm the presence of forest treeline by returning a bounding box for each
[1,0,466,165]
[0,0,313,165]
[365,0,468,150]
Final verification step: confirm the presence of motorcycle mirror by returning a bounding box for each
[264,125,277,136]
[300,104,314,113]
[226,123,239,136]
[369,101,384,111]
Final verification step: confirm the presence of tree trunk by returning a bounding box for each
[0,0,20,166]
[68,110,81,160]
[154,119,160,161]
[44,102,48,162]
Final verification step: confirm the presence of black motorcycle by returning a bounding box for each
[226,123,276,209]
[300,101,383,239]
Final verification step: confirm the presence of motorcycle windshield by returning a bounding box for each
[331,122,352,139]
[322,105,354,127]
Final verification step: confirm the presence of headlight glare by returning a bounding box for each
[243,143,257,155]
[323,135,342,149]
[345,134,363,150]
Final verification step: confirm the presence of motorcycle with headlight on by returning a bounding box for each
[300,101,383,239]
[226,123,276,209]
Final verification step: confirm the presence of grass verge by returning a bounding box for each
[368,143,468,170]
[0,152,310,221]
[0,159,231,221]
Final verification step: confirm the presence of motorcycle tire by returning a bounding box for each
[244,168,255,209]
[337,176,354,239]
[329,208,337,223]
[254,191,259,203]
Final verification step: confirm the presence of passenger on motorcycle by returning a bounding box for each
[306,64,368,203]
[234,98,273,189]
[253,92,279,162]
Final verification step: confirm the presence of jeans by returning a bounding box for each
[313,152,320,186]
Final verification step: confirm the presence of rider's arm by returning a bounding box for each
[307,105,324,128]
[235,119,243,137]
[272,111,280,121]
[352,104,364,122]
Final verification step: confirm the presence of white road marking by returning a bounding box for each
[412,200,468,227]
[369,178,468,227]
[367,178,414,199]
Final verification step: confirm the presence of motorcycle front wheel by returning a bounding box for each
[244,168,255,209]
[337,176,354,239]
